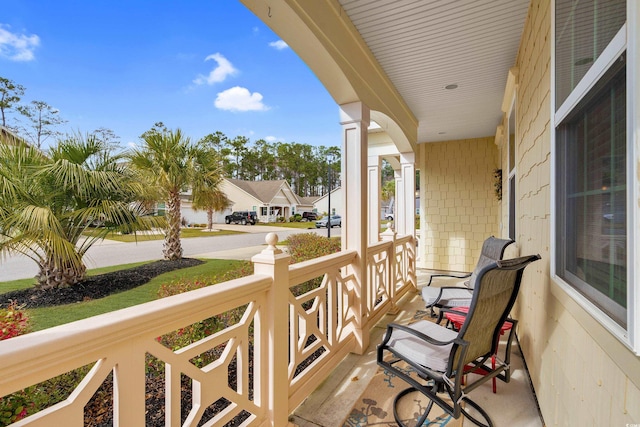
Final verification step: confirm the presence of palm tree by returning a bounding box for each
[381,179,395,214]
[129,128,223,260]
[191,187,231,231]
[191,140,231,231]
[0,133,160,289]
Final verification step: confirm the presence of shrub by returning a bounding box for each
[287,233,341,264]
[0,302,33,424]
[287,233,341,298]
[0,301,31,341]
[154,261,253,369]
[156,261,253,299]
[0,391,32,425]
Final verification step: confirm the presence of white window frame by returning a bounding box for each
[551,0,639,353]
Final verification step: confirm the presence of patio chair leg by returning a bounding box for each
[429,306,437,318]
[492,355,497,393]
[393,386,434,427]
[460,396,494,427]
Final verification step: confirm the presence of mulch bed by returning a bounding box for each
[0,258,203,309]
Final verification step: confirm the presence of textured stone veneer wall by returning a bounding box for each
[420,136,499,272]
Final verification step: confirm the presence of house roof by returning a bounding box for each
[313,187,341,204]
[0,126,29,147]
[299,196,321,206]
[226,178,302,205]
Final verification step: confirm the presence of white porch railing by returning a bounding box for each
[0,231,415,426]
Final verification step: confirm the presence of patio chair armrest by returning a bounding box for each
[425,286,474,308]
[380,322,465,348]
[426,272,471,287]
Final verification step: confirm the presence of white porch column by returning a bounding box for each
[367,154,382,244]
[395,152,416,237]
[397,151,417,291]
[340,101,370,354]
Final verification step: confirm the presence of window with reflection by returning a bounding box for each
[554,0,627,328]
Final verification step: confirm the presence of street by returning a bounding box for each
[0,225,341,282]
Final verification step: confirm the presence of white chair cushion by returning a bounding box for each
[421,286,474,307]
[386,320,457,372]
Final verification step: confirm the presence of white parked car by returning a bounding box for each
[315,215,342,228]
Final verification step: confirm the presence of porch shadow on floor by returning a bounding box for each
[289,269,544,427]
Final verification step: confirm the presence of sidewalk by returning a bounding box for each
[191,224,298,260]
[192,245,268,260]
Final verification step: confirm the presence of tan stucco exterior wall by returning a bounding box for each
[508,0,640,425]
[419,137,500,272]
[219,180,258,212]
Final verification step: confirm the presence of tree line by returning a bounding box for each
[198,131,340,197]
[1,76,341,198]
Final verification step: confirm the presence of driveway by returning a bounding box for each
[0,224,341,282]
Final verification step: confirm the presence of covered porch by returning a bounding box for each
[3,0,639,425]
[0,1,540,426]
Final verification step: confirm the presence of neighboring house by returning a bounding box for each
[312,187,342,217]
[180,179,326,225]
[297,196,320,216]
[223,178,301,222]
[0,126,29,147]
[177,189,227,225]
[181,178,304,224]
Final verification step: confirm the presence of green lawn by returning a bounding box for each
[257,222,316,229]
[85,227,244,242]
[1,259,247,331]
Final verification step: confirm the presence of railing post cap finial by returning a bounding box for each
[380,221,396,239]
[264,232,282,254]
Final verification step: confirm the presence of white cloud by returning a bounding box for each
[269,40,288,50]
[265,136,278,143]
[214,86,269,112]
[0,25,40,61]
[193,53,238,85]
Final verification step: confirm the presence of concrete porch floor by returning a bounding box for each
[290,269,545,427]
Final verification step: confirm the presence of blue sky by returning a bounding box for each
[1,1,342,150]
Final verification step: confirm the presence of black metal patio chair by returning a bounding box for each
[421,236,514,320]
[377,254,540,427]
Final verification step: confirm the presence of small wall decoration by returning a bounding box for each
[493,168,502,201]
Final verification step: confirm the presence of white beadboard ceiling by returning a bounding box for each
[339,0,530,143]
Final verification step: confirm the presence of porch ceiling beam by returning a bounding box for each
[240,0,418,152]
